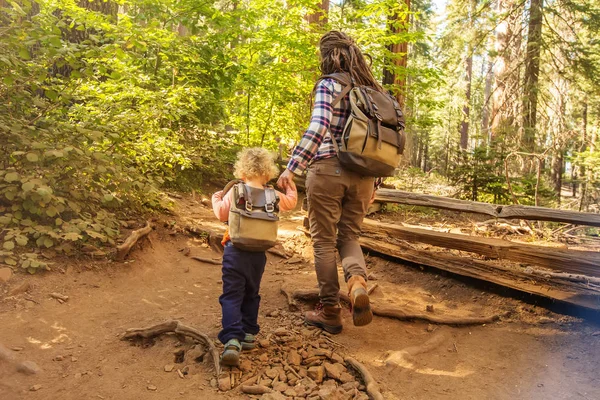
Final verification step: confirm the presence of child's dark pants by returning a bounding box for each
[218,242,266,344]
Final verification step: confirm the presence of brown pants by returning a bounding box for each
[305,158,374,306]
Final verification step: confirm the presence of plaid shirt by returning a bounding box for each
[287,78,349,175]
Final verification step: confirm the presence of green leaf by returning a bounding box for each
[18,48,30,60]
[43,237,54,248]
[4,172,19,182]
[103,194,114,203]
[26,152,39,162]
[46,205,58,217]
[5,257,17,266]
[27,267,37,274]
[45,90,58,101]
[22,181,35,191]
[3,241,15,250]
[0,216,11,225]
[63,232,82,241]
[15,235,28,246]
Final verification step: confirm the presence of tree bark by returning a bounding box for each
[305,0,330,25]
[382,0,411,109]
[460,50,473,150]
[522,0,543,153]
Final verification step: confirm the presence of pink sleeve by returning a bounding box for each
[276,182,298,212]
[212,190,232,222]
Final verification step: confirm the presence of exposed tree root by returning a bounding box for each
[283,286,508,326]
[345,357,384,400]
[121,320,220,376]
[191,256,221,265]
[116,221,153,261]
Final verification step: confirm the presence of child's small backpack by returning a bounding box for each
[224,181,279,252]
[320,72,406,177]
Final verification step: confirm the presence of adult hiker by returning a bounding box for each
[277,31,388,334]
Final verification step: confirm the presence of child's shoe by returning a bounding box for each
[241,333,256,350]
[220,339,241,366]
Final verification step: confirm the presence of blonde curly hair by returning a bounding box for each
[233,147,279,181]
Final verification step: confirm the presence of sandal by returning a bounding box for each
[220,339,242,367]
[241,333,256,350]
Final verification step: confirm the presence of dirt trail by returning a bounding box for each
[0,197,599,400]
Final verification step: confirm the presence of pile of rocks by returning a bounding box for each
[215,321,370,400]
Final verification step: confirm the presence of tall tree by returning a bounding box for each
[522,0,543,153]
[383,0,411,108]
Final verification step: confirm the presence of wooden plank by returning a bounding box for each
[359,237,600,312]
[362,219,600,277]
[374,189,600,227]
[374,189,498,217]
[497,204,600,226]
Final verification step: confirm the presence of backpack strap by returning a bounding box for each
[319,72,354,107]
[263,186,277,217]
[222,179,243,196]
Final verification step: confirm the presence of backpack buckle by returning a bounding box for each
[245,200,253,212]
[265,203,275,213]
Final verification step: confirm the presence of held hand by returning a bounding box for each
[277,169,294,190]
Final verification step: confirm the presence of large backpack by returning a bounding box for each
[321,73,406,177]
[222,181,279,252]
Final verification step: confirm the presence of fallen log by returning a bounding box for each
[358,237,600,312]
[116,221,153,261]
[345,357,384,400]
[362,219,600,277]
[121,320,220,377]
[374,189,600,227]
[523,267,600,286]
[283,286,506,325]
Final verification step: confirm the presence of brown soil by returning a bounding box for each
[1,196,599,400]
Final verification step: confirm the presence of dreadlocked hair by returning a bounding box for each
[319,31,383,92]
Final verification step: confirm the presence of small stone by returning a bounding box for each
[307,366,324,383]
[164,364,174,372]
[317,386,336,400]
[218,377,230,391]
[74,373,82,379]
[17,361,40,375]
[0,267,12,283]
[266,367,279,379]
[239,359,252,372]
[301,329,314,337]
[341,382,358,392]
[272,382,288,392]
[268,309,281,318]
[287,350,301,366]
[322,379,337,388]
[426,304,434,312]
[284,387,297,396]
[29,384,42,392]
[260,392,287,400]
[11,346,24,351]
[538,317,553,324]
[274,327,288,336]
[210,378,217,388]
[259,339,270,348]
[323,362,346,381]
[54,355,64,361]
[426,324,435,332]
[147,385,157,391]
[330,353,344,364]
[71,357,78,362]
[339,372,354,383]
[258,353,269,362]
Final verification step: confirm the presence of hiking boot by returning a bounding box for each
[220,339,241,366]
[347,275,373,326]
[305,303,343,334]
[241,333,256,350]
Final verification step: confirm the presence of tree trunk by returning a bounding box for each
[522,0,543,153]
[482,59,493,145]
[305,0,330,25]
[552,150,563,203]
[382,0,411,109]
[460,50,473,150]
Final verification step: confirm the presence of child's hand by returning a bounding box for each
[277,169,294,190]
